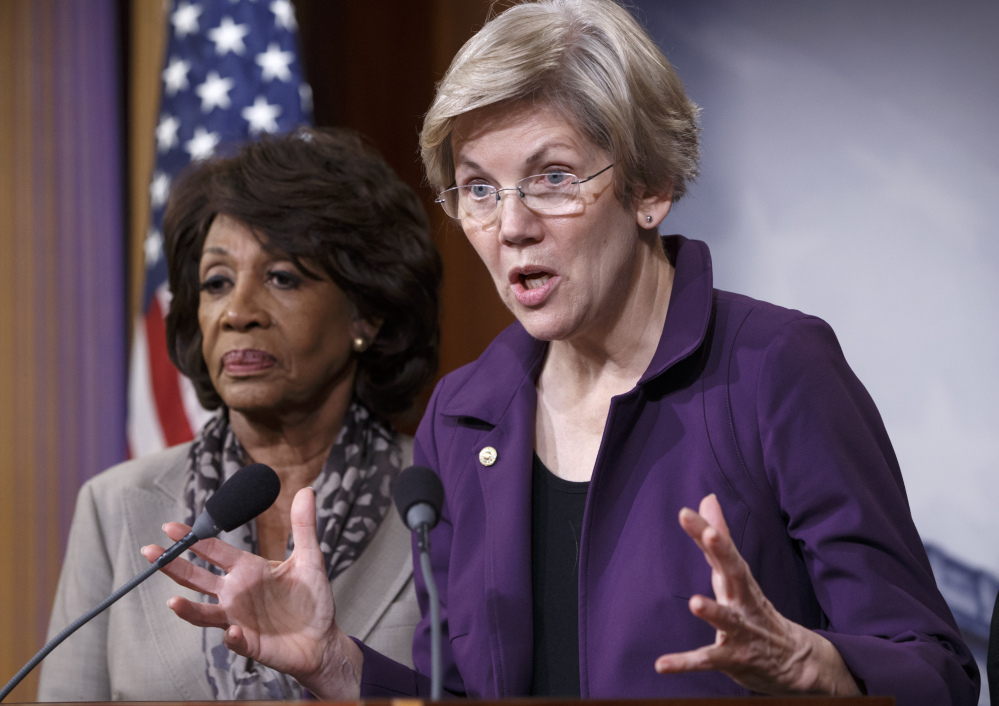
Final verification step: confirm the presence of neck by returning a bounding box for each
[229,393,351,490]
[228,386,354,560]
[545,234,674,391]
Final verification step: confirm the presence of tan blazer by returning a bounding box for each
[37,441,419,701]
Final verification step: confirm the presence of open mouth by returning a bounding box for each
[521,272,553,290]
[510,268,559,307]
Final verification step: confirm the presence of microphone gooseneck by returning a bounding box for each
[0,463,281,703]
[393,465,445,700]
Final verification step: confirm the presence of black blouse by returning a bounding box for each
[530,452,589,697]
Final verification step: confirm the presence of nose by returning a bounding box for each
[222,279,271,331]
[495,187,543,246]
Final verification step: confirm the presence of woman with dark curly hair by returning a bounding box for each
[38,126,441,702]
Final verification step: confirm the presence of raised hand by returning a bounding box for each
[653,494,860,695]
[141,487,362,700]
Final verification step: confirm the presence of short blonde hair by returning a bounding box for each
[421,0,700,206]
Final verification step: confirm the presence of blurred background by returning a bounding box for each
[1,0,996,702]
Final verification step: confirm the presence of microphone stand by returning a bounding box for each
[416,523,442,701]
[1,463,280,702]
[0,531,201,702]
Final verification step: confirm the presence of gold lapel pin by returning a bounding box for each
[478,446,498,467]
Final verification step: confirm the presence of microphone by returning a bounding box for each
[157,462,281,566]
[393,465,445,700]
[394,464,444,537]
[0,463,281,702]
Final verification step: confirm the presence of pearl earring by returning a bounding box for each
[352,336,368,353]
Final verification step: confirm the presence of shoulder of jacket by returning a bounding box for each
[82,443,192,503]
[711,288,835,351]
[714,288,814,323]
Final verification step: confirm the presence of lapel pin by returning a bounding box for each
[478,446,498,467]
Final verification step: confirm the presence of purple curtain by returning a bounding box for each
[0,0,126,698]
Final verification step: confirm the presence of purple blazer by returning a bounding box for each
[358,236,978,703]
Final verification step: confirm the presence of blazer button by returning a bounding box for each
[479,446,498,467]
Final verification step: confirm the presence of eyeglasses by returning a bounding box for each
[436,164,614,222]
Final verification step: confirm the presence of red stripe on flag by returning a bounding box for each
[145,297,195,446]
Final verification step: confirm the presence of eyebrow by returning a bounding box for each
[456,140,579,174]
[199,247,303,274]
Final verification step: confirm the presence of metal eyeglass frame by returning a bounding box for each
[435,164,614,221]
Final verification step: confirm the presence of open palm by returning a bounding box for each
[141,488,359,695]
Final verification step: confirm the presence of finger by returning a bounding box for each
[159,520,250,574]
[688,594,747,637]
[678,508,729,577]
[167,595,230,630]
[222,625,250,657]
[654,646,714,675]
[698,494,732,541]
[680,498,741,571]
[143,545,224,596]
[162,522,192,543]
[181,535,250,574]
[678,506,711,551]
[678,503,748,606]
[700,518,739,568]
[141,543,166,564]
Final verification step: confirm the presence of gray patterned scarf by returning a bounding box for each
[182,401,402,699]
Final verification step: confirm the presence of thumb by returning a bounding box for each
[290,486,321,555]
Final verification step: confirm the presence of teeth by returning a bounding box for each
[523,273,552,290]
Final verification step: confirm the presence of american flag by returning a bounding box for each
[127,0,313,457]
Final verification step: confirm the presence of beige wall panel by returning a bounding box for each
[0,1,40,700]
[129,0,168,326]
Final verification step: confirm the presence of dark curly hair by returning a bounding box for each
[163,126,442,419]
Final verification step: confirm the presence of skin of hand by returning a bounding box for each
[654,494,861,696]
[140,487,363,700]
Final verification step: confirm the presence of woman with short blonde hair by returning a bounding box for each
[147,2,978,703]
[422,0,699,207]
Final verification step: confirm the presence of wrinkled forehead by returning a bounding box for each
[450,100,604,172]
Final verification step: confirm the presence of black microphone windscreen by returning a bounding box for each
[206,463,281,532]
[394,465,444,523]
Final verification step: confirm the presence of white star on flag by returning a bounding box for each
[208,16,250,56]
[131,0,314,458]
[149,172,171,209]
[162,57,191,96]
[196,70,235,112]
[171,1,203,39]
[270,0,297,31]
[256,43,294,82]
[242,96,282,134]
[144,227,164,266]
[155,114,181,153]
[185,126,221,160]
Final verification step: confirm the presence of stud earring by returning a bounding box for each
[352,336,368,353]
[645,215,653,223]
